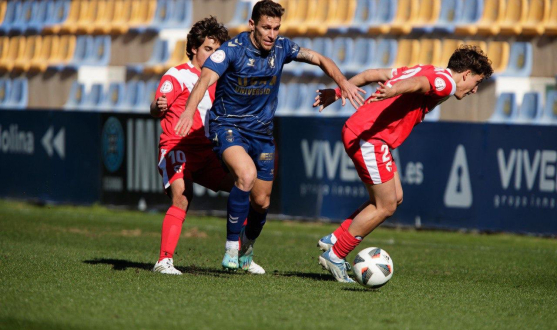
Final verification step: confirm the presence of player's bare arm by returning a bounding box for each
[369,76,431,102]
[150,95,168,118]
[295,47,364,110]
[175,68,219,137]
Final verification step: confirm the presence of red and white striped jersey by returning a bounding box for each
[155,62,216,148]
[345,64,456,149]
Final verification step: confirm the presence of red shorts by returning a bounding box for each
[158,144,228,192]
[342,125,397,185]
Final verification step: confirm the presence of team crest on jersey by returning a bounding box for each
[160,80,173,93]
[434,77,446,91]
[211,50,226,63]
[226,129,234,142]
[268,55,275,68]
[247,58,255,67]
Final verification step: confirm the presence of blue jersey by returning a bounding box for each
[203,32,300,136]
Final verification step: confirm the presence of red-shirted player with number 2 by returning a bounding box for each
[314,45,494,282]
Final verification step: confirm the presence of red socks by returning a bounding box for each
[332,218,353,239]
[159,206,186,261]
[332,231,362,260]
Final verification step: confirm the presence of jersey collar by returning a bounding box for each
[187,61,201,75]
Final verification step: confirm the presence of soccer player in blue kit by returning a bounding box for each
[175,0,364,272]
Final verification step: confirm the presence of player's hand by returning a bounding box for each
[338,80,366,110]
[157,95,168,113]
[368,82,396,102]
[313,88,338,112]
[174,111,194,137]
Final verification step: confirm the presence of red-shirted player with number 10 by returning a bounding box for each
[314,45,494,283]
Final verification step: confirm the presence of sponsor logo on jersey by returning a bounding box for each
[210,50,226,63]
[160,80,173,93]
[434,77,446,91]
[259,153,274,161]
[268,56,275,68]
[226,129,234,142]
[247,58,255,67]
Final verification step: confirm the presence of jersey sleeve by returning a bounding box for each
[202,41,235,77]
[282,37,300,64]
[425,70,456,99]
[155,75,183,106]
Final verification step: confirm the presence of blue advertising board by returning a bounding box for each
[0,110,101,204]
[278,117,557,235]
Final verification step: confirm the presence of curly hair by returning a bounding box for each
[186,16,229,61]
[251,0,285,24]
[447,45,494,79]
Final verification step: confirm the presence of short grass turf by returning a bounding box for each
[0,200,556,330]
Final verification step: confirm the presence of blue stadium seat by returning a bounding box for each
[122,80,146,112]
[99,82,126,112]
[0,78,11,109]
[42,0,70,32]
[275,82,289,116]
[64,35,94,71]
[302,38,332,77]
[82,84,104,111]
[168,0,192,30]
[516,92,543,124]
[127,39,169,74]
[433,0,463,33]
[344,38,375,76]
[145,0,174,32]
[6,0,28,34]
[64,81,86,110]
[283,37,312,76]
[283,83,308,115]
[367,0,398,34]
[0,1,22,34]
[489,92,518,123]
[3,78,28,110]
[348,0,376,33]
[226,0,251,36]
[537,90,557,125]
[372,39,397,68]
[142,79,160,111]
[85,36,111,66]
[330,37,354,75]
[25,0,52,34]
[454,0,484,34]
[500,42,532,77]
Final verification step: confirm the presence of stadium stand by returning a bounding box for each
[99,81,126,112]
[325,0,357,34]
[498,0,528,35]
[475,0,505,36]
[343,37,373,77]
[372,38,397,68]
[394,39,420,68]
[127,39,169,75]
[330,37,354,75]
[226,0,252,36]
[411,0,442,34]
[366,0,398,35]
[64,81,86,110]
[489,92,518,123]
[516,91,543,124]
[384,0,417,35]
[501,42,533,77]
[486,40,510,74]
[302,37,333,77]
[0,77,9,108]
[521,0,550,36]
[432,0,463,34]
[537,90,557,124]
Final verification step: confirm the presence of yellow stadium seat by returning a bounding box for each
[544,0,557,35]
[521,0,549,35]
[144,39,187,75]
[475,0,505,35]
[110,0,134,35]
[48,35,76,69]
[486,41,510,74]
[76,0,105,35]
[0,1,7,25]
[326,0,357,33]
[412,0,442,32]
[0,36,9,62]
[43,0,79,34]
[416,39,441,66]
[59,0,88,34]
[128,0,156,30]
[388,0,419,35]
[437,39,464,67]
[498,0,528,35]
[14,36,42,72]
[0,36,26,72]
[305,0,338,35]
[30,35,60,73]
[281,0,310,35]
[394,39,420,68]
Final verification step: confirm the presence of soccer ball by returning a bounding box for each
[352,247,394,288]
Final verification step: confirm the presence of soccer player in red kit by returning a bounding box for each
[314,45,493,282]
[150,17,265,275]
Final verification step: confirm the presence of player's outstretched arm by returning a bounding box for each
[295,47,365,110]
[175,68,219,137]
[150,95,168,118]
[369,76,431,102]
[348,68,393,87]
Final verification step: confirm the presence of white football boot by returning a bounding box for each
[152,258,182,275]
[247,260,265,275]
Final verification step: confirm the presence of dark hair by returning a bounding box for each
[186,16,229,61]
[447,45,493,79]
[251,0,285,24]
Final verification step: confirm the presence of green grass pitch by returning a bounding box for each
[1,200,556,330]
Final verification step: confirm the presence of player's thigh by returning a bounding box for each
[250,178,273,210]
[192,149,232,192]
[344,135,396,186]
[252,136,275,182]
[393,171,403,205]
[222,145,257,181]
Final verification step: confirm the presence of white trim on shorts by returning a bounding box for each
[359,139,382,185]
[158,149,170,189]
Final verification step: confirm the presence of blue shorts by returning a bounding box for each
[211,127,275,181]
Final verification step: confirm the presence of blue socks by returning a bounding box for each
[245,205,267,240]
[226,186,250,241]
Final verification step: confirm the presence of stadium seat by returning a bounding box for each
[13,35,42,72]
[348,0,376,34]
[432,0,463,33]
[416,39,442,67]
[0,0,22,34]
[86,36,111,66]
[394,39,420,68]
[0,1,7,27]
[302,38,333,77]
[388,0,418,35]
[489,92,518,123]
[75,0,104,35]
[144,39,186,75]
[330,37,354,75]
[98,82,126,112]
[367,0,398,34]
[0,78,10,108]
[326,0,357,33]
[48,35,76,71]
[537,90,557,124]
[412,0,442,34]
[516,92,543,124]
[475,0,505,35]
[281,0,310,35]
[454,0,486,35]
[0,36,26,72]
[282,83,308,114]
[498,0,528,35]
[42,0,71,34]
[226,0,252,36]
[26,0,53,34]
[344,37,374,76]
[275,82,290,116]
[142,79,159,111]
[109,0,135,35]
[500,42,532,77]
[283,37,311,76]
[544,0,557,35]
[29,35,59,72]
[521,0,550,35]
[4,78,28,110]
[58,0,88,34]
[372,38,397,68]
[122,80,146,112]
[64,81,87,110]
[486,41,510,74]
[145,0,174,32]
[437,39,464,67]
[82,83,104,111]
[128,0,157,33]
[127,39,169,75]
[305,0,338,35]
[10,0,37,34]
[65,36,93,71]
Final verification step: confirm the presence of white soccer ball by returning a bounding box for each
[352,247,394,288]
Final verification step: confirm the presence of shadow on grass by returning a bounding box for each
[84,258,244,277]
[270,270,337,282]
[341,286,381,292]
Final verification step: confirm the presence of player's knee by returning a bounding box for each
[171,193,189,210]
[251,194,270,212]
[379,200,398,219]
[235,169,257,191]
